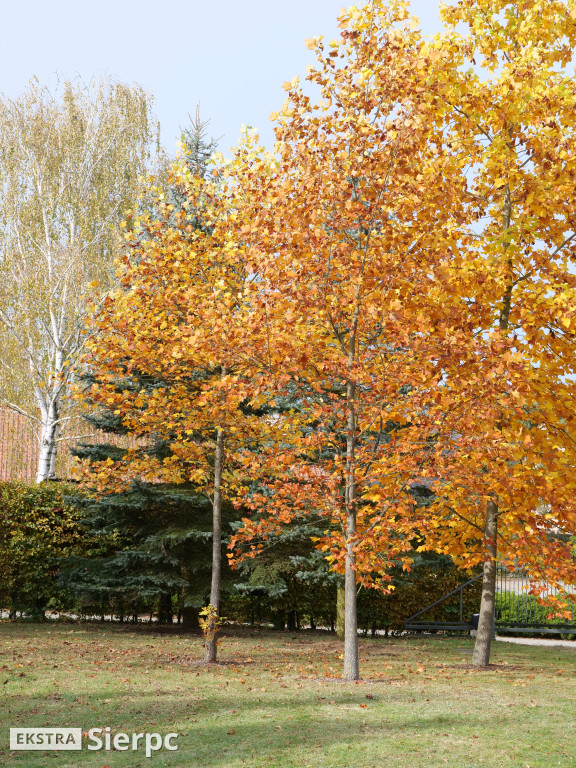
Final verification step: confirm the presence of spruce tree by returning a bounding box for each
[61,372,239,627]
[61,117,234,628]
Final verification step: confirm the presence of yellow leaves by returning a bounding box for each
[282,76,299,92]
[357,67,374,86]
[72,0,576,618]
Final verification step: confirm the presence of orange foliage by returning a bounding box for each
[79,0,576,675]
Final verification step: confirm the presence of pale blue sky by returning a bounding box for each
[2,0,443,153]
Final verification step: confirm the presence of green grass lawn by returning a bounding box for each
[0,623,575,767]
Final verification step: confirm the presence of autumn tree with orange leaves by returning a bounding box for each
[76,140,267,664]
[413,0,576,667]
[225,0,576,674]
[78,0,576,679]
[223,1,470,681]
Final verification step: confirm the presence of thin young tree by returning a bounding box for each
[222,0,466,680]
[78,120,266,663]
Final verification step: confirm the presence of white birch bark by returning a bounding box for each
[0,77,160,481]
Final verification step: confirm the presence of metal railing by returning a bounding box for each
[496,565,576,635]
[404,573,482,633]
[404,564,576,635]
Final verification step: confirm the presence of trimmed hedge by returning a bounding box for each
[0,481,84,617]
[0,481,482,631]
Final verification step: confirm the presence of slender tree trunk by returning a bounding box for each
[343,379,359,681]
[344,523,359,680]
[472,499,498,667]
[158,593,173,625]
[336,584,345,639]
[204,426,224,663]
[48,421,59,478]
[9,591,18,620]
[471,183,509,667]
[36,399,59,482]
[472,181,512,667]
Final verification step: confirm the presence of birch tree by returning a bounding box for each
[0,76,159,481]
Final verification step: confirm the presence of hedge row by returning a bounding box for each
[0,481,482,631]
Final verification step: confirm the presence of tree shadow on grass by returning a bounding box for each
[1,682,526,768]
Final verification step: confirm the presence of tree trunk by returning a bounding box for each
[343,379,359,681]
[272,611,285,630]
[344,533,359,679]
[472,500,498,667]
[36,398,60,482]
[158,593,173,625]
[336,584,345,639]
[48,420,59,478]
[471,186,509,667]
[204,426,224,663]
[9,590,18,620]
[181,606,200,631]
[287,610,297,632]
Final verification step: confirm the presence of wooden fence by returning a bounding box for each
[0,408,137,482]
[0,409,39,481]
